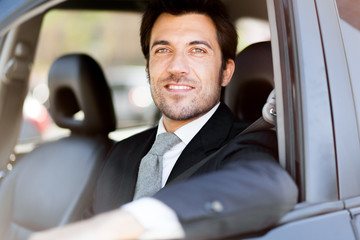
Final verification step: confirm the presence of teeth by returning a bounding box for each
[168,85,192,90]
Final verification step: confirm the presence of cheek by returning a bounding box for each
[148,66,166,85]
[194,65,222,87]
[148,58,158,77]
[191,57,221,75]
[149,56,171,72]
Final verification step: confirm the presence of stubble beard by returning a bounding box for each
[149,72,223,121]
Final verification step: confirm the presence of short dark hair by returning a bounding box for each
[140,0,238,69]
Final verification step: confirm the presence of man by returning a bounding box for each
[31,0,298,239]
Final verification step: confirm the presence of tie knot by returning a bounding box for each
[149,132,181,156]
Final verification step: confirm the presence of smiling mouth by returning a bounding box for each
[167,85,193,90]
[165,84,194,92]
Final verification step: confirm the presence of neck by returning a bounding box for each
[162,115,204,133]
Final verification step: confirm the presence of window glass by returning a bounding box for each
[235,17,270,51]
[336,0,360,135]
[21,10,156,144]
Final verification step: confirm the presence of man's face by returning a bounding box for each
[148,13,234,124]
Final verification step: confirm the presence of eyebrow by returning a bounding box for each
[150,40,213,50]
[188,40,213,50]
[150,40,170,50]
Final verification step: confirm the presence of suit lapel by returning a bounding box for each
[166,103,239,183]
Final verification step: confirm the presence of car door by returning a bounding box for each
[244,0,359,239]
[336,0,360,238]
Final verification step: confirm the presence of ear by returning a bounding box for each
[221,59,235,87]
[146,64,150,82]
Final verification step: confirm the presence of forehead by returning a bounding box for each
[150,13,218,44]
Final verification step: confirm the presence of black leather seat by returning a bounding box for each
[0,54,116,240]
[224,41,274,123]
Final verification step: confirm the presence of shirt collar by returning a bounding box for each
[157,102,220,145]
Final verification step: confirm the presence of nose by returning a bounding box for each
[167,52,189,75]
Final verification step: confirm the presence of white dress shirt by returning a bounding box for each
[122,103,220,239]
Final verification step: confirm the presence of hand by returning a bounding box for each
[29,209,145,240]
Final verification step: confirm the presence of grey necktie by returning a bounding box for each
[133,132,181,200]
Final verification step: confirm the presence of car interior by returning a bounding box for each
[0,0,284,239]
[0,53,116,239]
[224,41,274,125]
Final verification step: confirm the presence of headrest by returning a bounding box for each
[224,41,274,123]
[48,54,116,135]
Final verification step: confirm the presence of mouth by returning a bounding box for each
[165,84,194,92]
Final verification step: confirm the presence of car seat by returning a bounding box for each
[224,41,274,124]
[0,54,116,240]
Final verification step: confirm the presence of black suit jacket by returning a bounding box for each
[91,103,298,239]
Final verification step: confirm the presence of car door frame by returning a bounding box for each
[247,0,359,239]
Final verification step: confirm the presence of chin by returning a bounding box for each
[162,107,209,121]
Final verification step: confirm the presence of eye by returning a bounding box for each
[155,48,170,54]
[190,48,206,54]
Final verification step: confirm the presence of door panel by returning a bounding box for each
[247,210,355,240]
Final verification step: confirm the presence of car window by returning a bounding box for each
[235,16,270,51]
[21,9,272,145]
[336,0,360,135]
[23,10,157,143]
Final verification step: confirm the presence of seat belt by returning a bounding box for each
[170,90,276,185]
